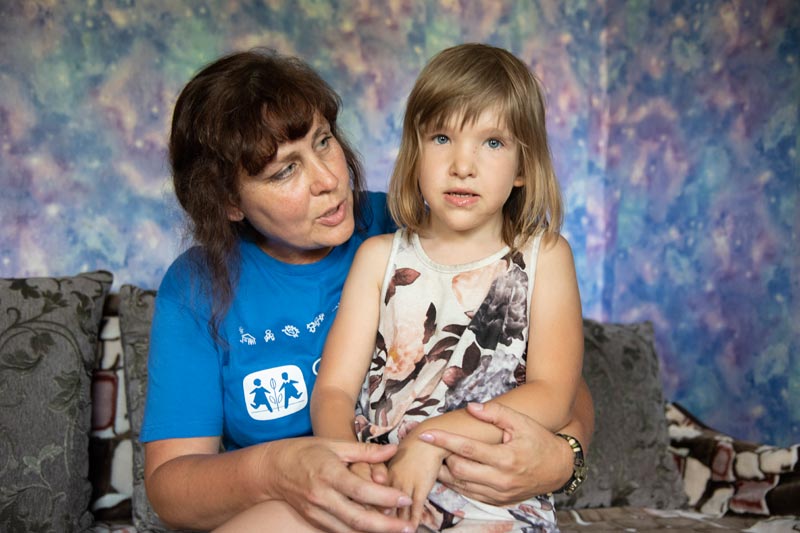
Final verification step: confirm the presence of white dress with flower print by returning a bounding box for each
[355,229,558,532]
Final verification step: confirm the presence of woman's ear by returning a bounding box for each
[226,204,245,222]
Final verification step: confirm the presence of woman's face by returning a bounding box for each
[227,114,354,264]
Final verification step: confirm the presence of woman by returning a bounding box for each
[142,48,594,532]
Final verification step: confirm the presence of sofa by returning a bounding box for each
[1,271,798,532]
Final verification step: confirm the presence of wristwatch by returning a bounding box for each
[554,433,587,495]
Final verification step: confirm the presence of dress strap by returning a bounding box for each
[524,231,545,303]
[378,229,406,305]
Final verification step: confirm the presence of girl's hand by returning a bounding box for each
[350,460,390,485]
[360,463,389,485]
[349,461,373,482]
[348,459,392,517]
[386,439,447,528]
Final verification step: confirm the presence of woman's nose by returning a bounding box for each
[309,158,340,195]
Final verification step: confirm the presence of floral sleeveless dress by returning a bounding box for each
[355,229,558,532]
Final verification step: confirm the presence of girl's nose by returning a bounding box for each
[449,145,476,178]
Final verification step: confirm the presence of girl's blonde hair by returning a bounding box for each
[388,43,563,249]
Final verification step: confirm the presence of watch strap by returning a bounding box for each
[554,433,587,495]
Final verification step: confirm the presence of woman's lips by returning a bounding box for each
[317,200,347,226]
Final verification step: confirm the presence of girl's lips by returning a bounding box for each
[444,191,479,207]
[317,200,347,226]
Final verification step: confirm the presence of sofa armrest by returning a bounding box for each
[667,402,799,517]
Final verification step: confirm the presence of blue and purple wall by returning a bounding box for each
[1,1,797,447]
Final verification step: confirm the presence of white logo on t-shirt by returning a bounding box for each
[306,313,325,333]
[282,325,300,338]
[239,327,256,345]
[243,365,307,420]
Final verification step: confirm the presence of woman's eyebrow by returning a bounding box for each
[262,122,330,171]
[312,123,331,139]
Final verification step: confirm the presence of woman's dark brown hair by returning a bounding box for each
[169,48,367,340]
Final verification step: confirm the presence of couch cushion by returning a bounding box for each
[555,319,688,510]
[0,271,112,532]
[668,401,800,517]
[555,506,796,531]
[118,284,188,532]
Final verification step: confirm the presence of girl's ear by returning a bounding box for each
[513,173,525,187]
[514,156,525,186]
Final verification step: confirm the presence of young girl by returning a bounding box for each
[311,43,584,532]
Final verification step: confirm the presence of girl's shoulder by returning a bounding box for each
[534,232,577,274]
[348,232,396,287]
[358,231,396,258]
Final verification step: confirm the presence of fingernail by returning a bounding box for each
[468,402,484,410]
[383,508,392,515]
[397,495,412,507]
[418,432,434,442]
[402,528,414,533]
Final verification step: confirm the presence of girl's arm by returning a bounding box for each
[310,234,394,441]
[401,234,584,449]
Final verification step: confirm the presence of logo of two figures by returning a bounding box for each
[250,373,302,412]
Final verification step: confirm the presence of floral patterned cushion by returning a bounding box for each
[555,319,687,510]
[668,401,800,516]
[0,271,112,532]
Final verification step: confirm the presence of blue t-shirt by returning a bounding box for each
[141,192,393,450]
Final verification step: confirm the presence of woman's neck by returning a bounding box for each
[255,239,334,265]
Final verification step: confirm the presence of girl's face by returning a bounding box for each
[418,107,523,240]
[227,114,354,264]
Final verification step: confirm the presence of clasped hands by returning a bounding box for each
[343,402,565,530]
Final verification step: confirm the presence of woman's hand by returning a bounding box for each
[421,402,575,504]
[265,437,414,532]
[145,436,414,533]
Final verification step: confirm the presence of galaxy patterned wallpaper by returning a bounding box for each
[1,1,797,447]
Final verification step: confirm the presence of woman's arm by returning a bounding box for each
[418,378,594,487]
[144,435,414,532]
[424,380,594,504]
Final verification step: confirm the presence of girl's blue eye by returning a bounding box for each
[486,138,503,149]
[433,134,449,144]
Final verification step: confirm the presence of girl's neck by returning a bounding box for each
[416,222,508,265]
